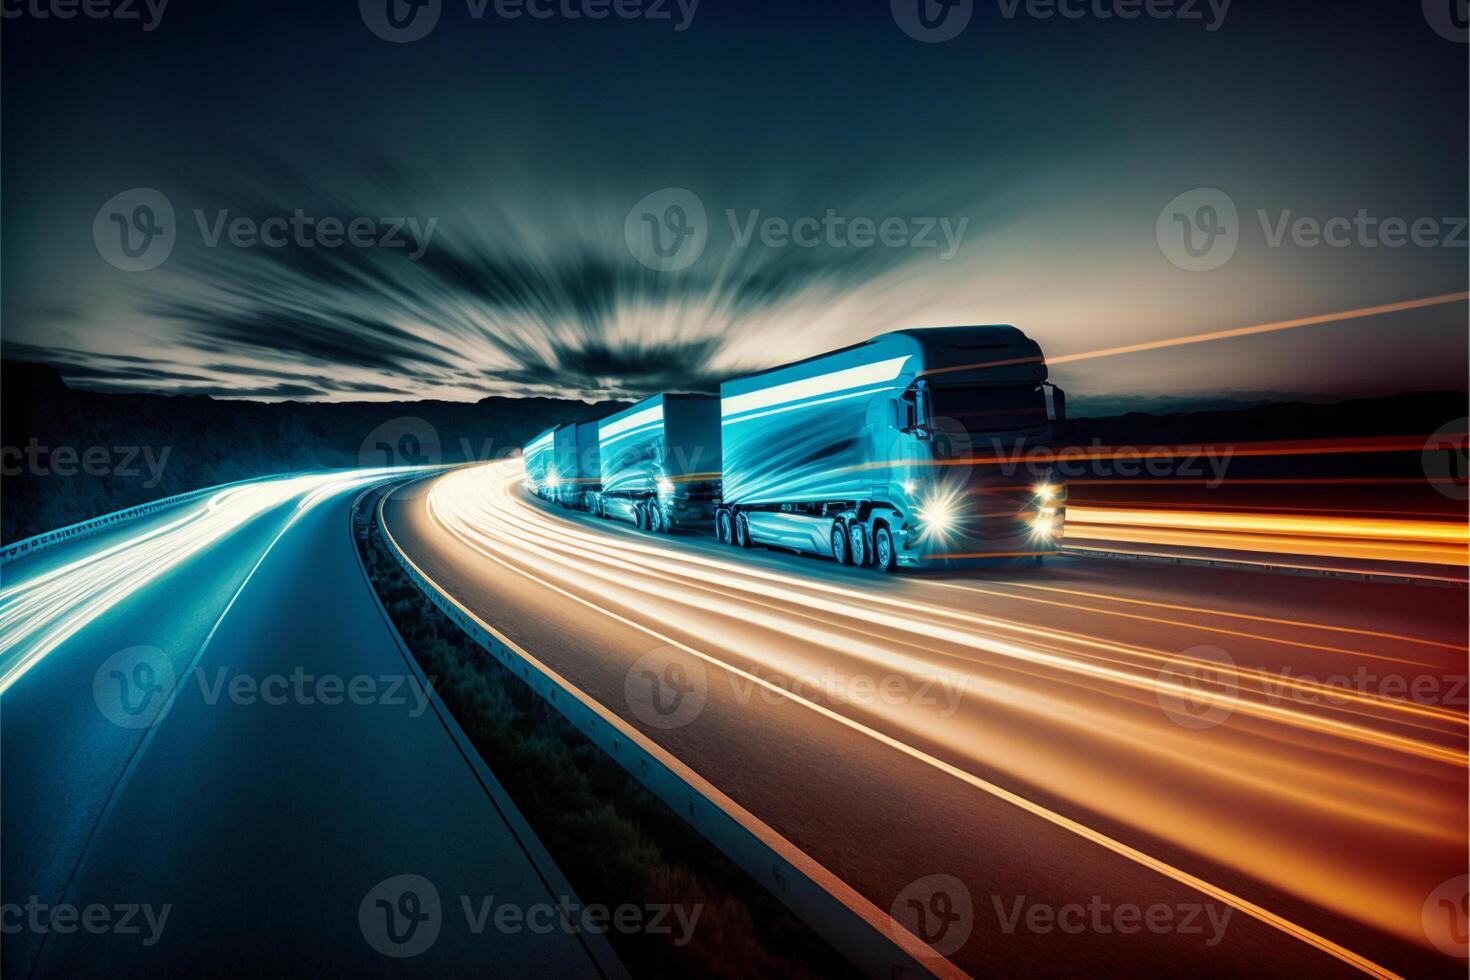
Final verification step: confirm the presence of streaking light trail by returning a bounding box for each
[0,469,416,694]
[410,461,1466,972]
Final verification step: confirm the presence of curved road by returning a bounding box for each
[384,461,1468,979]
[1,471,618,979]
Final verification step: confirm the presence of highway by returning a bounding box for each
[0,472,618,979]
[383,460,1468,978]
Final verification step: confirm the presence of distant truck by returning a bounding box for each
[522,425,557,501]
[714,325,1066,570]
[597,394,721,532]
[551,420,601,510]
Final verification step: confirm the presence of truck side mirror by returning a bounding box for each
[1052,387,1067,422]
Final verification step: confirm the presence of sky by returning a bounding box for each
[2,0,1466,408]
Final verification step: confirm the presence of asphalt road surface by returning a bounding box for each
[1,471,618,979]
[383,461,1468,979]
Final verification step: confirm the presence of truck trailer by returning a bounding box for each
[597,394,721,532]
[551,419,602,510]
[521,425,558,501]
[715,325,1066,570]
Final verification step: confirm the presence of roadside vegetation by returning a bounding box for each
[352,487,849,979]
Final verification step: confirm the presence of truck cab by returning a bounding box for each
[716,325,1066,571]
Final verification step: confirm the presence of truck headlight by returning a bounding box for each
[656,478,674,496]
[1035,483,1057,502]
[1030,514,1056,538]
[915,489,960,542]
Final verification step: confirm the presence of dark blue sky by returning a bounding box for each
[3,0,1465,405]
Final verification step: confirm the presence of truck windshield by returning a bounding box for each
[927,384,1049,435]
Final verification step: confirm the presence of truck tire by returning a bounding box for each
[830,523,850,565]
[873,524,897,573]
[848,523,869,566]
[717,511,734,545]
[735,513,753,549]
[648,505,664,533]
[634,505,648,531]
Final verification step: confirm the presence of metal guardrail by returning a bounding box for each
[374,491,960,980]
[0,476,264,567]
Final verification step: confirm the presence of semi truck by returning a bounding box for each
[551,419,602,510]
[714,325,1066,571]
[596,393,721,532]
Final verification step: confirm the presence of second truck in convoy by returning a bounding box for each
[523,324,1066,571]
[596,393,722,532]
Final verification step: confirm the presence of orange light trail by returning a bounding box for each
[401,461,1466,971]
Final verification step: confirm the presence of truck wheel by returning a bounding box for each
[874,525,897,573]
[717,511,734,545]
[735,513,753,549]
[848,523,869,566]
[830,523,850,565]
[634,505,647,531]
[647,505,661,533]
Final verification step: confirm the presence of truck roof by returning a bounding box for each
[720,325,1045,396]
